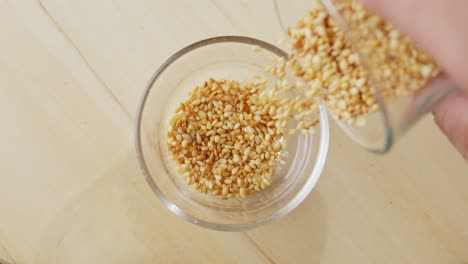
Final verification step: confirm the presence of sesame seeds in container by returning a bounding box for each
[135,36,329,231]
[167,79,285,199]
[274,0,456,152]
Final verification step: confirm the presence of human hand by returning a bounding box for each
[433,91,468,160]
[361,0,468,160]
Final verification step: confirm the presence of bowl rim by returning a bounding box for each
[134,35,330,231]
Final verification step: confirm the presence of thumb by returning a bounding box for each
[433,90,468,161]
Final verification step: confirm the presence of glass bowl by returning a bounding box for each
[135,36,329,231]
[274,0,456,153]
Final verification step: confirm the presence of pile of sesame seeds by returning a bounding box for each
[167,79,287,199]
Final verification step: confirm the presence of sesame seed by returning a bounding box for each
[167,79,284,199]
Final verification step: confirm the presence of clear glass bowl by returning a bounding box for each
[135,36,329,231]
[274,0,457,153]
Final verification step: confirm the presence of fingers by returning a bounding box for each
[433,90,468,161]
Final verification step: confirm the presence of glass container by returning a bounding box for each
[274,0,457,153]
[135,36,330,231]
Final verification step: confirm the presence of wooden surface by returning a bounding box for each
[0,0,466,263]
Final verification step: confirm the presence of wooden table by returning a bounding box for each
[1,0,466,263]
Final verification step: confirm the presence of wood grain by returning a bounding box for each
[0,0,466,263]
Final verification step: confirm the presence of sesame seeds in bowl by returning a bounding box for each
[135,36,329,231]
[166,79,286,199]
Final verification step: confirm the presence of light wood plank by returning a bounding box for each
[2,0,467,263]
[37,0,234,114]
[248,119,467,264]
[0,2,131,262]
[33,0,468,262]
[35,152,270,264]
[0,1,271,263]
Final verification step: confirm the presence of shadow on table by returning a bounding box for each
[246,189,327,264]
